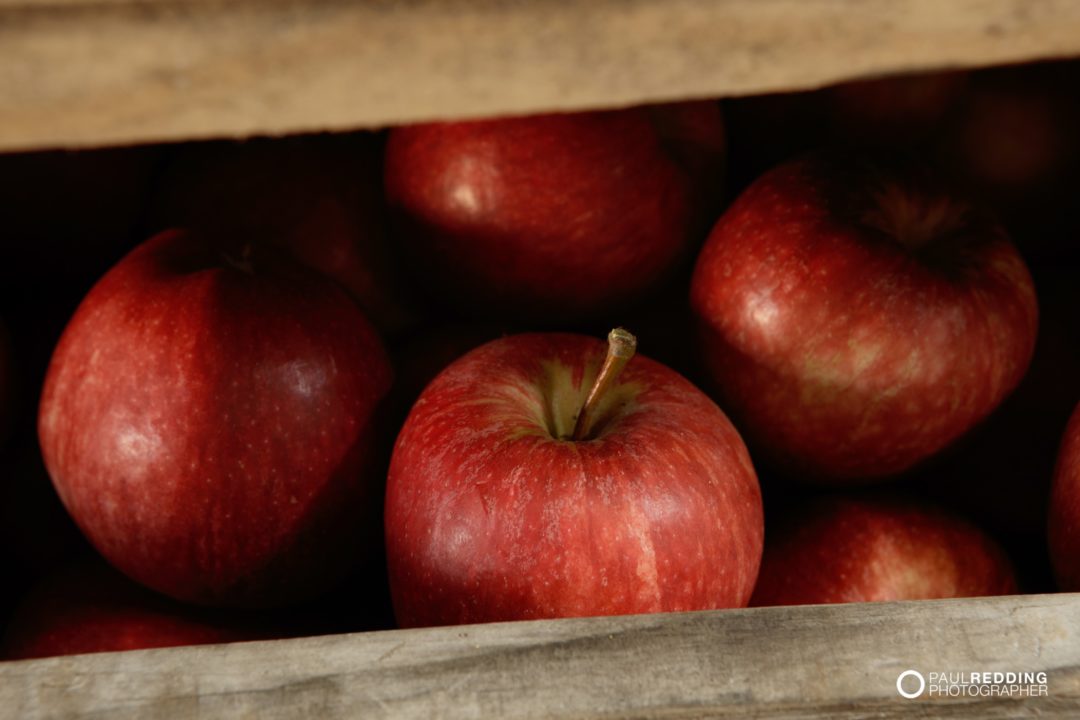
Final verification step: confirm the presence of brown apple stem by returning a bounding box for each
[571,328,637,441]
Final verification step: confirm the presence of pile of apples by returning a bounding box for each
[1,59,1079,660]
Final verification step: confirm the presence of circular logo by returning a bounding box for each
[896,669,926,699]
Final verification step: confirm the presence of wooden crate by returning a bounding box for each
[4,0,1080,151]
[2,594,1079,718]
[2,1,1080,717]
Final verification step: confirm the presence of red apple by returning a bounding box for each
[751,496,1017,606]
[38,229,393,607]
[150,133,417,335]
[386,330,763,627]
[384,102,725,321]
[912,278,1080,542]
[1050,403,1080,591]
[3,562,275,660]
[690,152,1038,482]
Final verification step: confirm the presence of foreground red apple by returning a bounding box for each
[386,330,763,627]
[3,562,274,660]
[1050,403,1080,591]
[150,133,416,335]
[751,496,1017,606]
[39,229,393,607]
[384,102,725,321]
[690,152,1038,482]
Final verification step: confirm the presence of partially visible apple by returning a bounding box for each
[911,269,1080,552]
[940,64,1078,200]
[934,62,1080,260]
[386,329,763,627]
[950,79,1064,196]
[690,152,1038,482]
[150,133,417,335]
[384,102,725,322]
[3,562,276,660]
[751,495,1017,606]
[39,229,394,607]
[1050,403,1080,592]
[823,70,968,147]
[723,70,966,194]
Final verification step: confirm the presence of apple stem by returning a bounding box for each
[571,328,637,441]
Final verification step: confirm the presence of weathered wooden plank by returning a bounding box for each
[1,593,1077,718]
[1,0,1080,151]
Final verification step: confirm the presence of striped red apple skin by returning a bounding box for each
[38,229,393,607]
[751,496,1017,607]
[386,332,763,627]
[691,152,1038,482]
[384,102,726,321]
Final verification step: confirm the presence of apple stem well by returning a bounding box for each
[570,328,637,441]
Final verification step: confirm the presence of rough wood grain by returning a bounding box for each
[2,0,1080,151]
[1,593,1078,718]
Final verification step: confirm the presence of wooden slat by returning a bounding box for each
[1,593,1078,718]
[1,0,1080,151]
